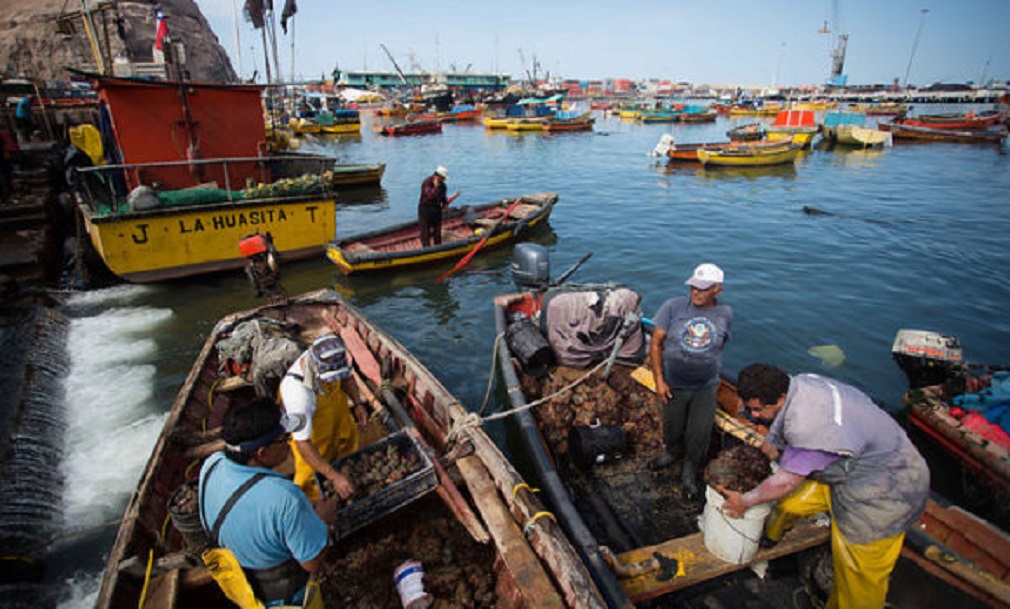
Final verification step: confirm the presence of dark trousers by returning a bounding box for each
[418,204,442,246]
[660,383,719,475]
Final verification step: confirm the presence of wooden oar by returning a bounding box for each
[437,198,522,283]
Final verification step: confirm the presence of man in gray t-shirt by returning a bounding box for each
[647,263,732,501]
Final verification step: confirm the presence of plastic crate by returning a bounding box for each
[329,429,438,540]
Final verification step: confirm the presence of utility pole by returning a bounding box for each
[903,8,929,89]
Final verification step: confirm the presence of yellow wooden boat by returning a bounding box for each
[697,142,802,167]
[618,109,640,120]
[506,118,547,132]
[728,103,782,117]
[483,114,509,129]
[327,193,557,275]
[766,129,817,147]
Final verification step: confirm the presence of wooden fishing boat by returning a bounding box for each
[765,109,819,148]
[438,106,483,123]
[637,111,680,124]
[677,110,717,123]
[326,193,558,275]
[506,118,548,132]
[96,289,604,609]
[697,142,803,167]
[896,110,1002,131]
[881,122,1008,144]
[903,383,1010,496]
[495,298,1010,607]
[726,122,766,142]
[68,73,341,283]
[376,119,443,136]
[728,102,782,117]
[542,114,595,132]
[494,291,829,607]
[327,163,386,187]
[483,114,510,129]
[666,139,790,163]
[835,125,891,147]
[849,102,907,116]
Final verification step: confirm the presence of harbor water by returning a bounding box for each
[28,107,1010,606]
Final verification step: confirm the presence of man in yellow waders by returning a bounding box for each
[279,334,363,502]
[199,398,334,608]
[721,364,929,609]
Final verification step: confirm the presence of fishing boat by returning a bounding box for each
[494,282,1010,607]
[543,112,595,132]
[326,193,557,275]
[896,110,1002,131]
[376,119,443,136]
[726,123,767,142]
[677,110,717,124]
[96,289,604,609]
[765,109,818,148]
[697,142,803,167]
[880,122,1008,144]
[664,139,791,163]
[822,111,892,147]
[482,114,510,129]
[325,163,386,187]
[68,72,342,283]
[493,277,830,607]
[728,101,782,117]
[438,105,483,123]
[290,109,361,135]
[506,117,549,132]
[892,330,1010,497]
[637,110,680,124]
[849,102,907,117]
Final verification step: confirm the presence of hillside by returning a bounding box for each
[0,0,236,83]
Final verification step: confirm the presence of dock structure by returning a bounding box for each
[0,141,63,298]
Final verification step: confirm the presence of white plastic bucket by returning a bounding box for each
[393,559,433,609]
[700,485,772,564]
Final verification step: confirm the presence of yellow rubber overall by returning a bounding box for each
[291,380,359,501]
[765,480,905,609]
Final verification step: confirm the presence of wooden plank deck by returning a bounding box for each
[614,518,830,603]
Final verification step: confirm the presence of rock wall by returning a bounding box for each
[0,0,236,83]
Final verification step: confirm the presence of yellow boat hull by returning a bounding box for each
[766,130,817,148]
[506,119,546,132]
[698,144,801,167]
[83,196,335,282]
[483,116,509,129]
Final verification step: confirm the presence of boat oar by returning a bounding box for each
[550,251,593,287]
[437,198,522,283]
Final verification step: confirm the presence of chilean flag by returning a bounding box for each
[155,8,169,51]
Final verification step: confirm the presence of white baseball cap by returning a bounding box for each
[434,166,449,178]
[685,263,724,289]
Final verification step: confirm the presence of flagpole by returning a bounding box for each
[231,0,243,79]
[290,17,295,84]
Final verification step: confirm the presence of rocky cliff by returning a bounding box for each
[0,0,236,83]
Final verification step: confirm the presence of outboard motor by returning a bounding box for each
[891,329,964,389]
[510,243,550,292]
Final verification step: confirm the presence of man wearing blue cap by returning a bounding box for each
[280,334,362,501]
[199,397,336,606]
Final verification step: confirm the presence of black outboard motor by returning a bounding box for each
[510,243,550,292]
[505,243,554,377]
[891,329,964,389]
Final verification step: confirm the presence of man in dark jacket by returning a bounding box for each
[722,363,929,609]
[418,166,459,246]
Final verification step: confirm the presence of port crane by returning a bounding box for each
[379,43,409,86]
[820,0,848,87]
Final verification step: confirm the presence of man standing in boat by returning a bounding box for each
[722,363,929,609]
[280,334,362,502]
[647,263,732,503]
[199,398,336,607]
[418,166,460,246]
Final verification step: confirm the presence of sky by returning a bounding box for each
[192,0,1010,88]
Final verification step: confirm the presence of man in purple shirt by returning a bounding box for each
[722,363,929,609]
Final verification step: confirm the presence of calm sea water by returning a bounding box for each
[51,105,1010,605]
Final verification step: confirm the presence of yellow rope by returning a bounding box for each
[512,482,540,501]
[523,511,556,534]
[138,548,154,609]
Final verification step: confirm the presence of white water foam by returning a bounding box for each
[56,285,173,609]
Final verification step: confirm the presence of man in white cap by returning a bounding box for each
[418,166,460,247]
[279,334,361,502]
[647,263,733,502]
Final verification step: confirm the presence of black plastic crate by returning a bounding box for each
[328,429,438,540]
